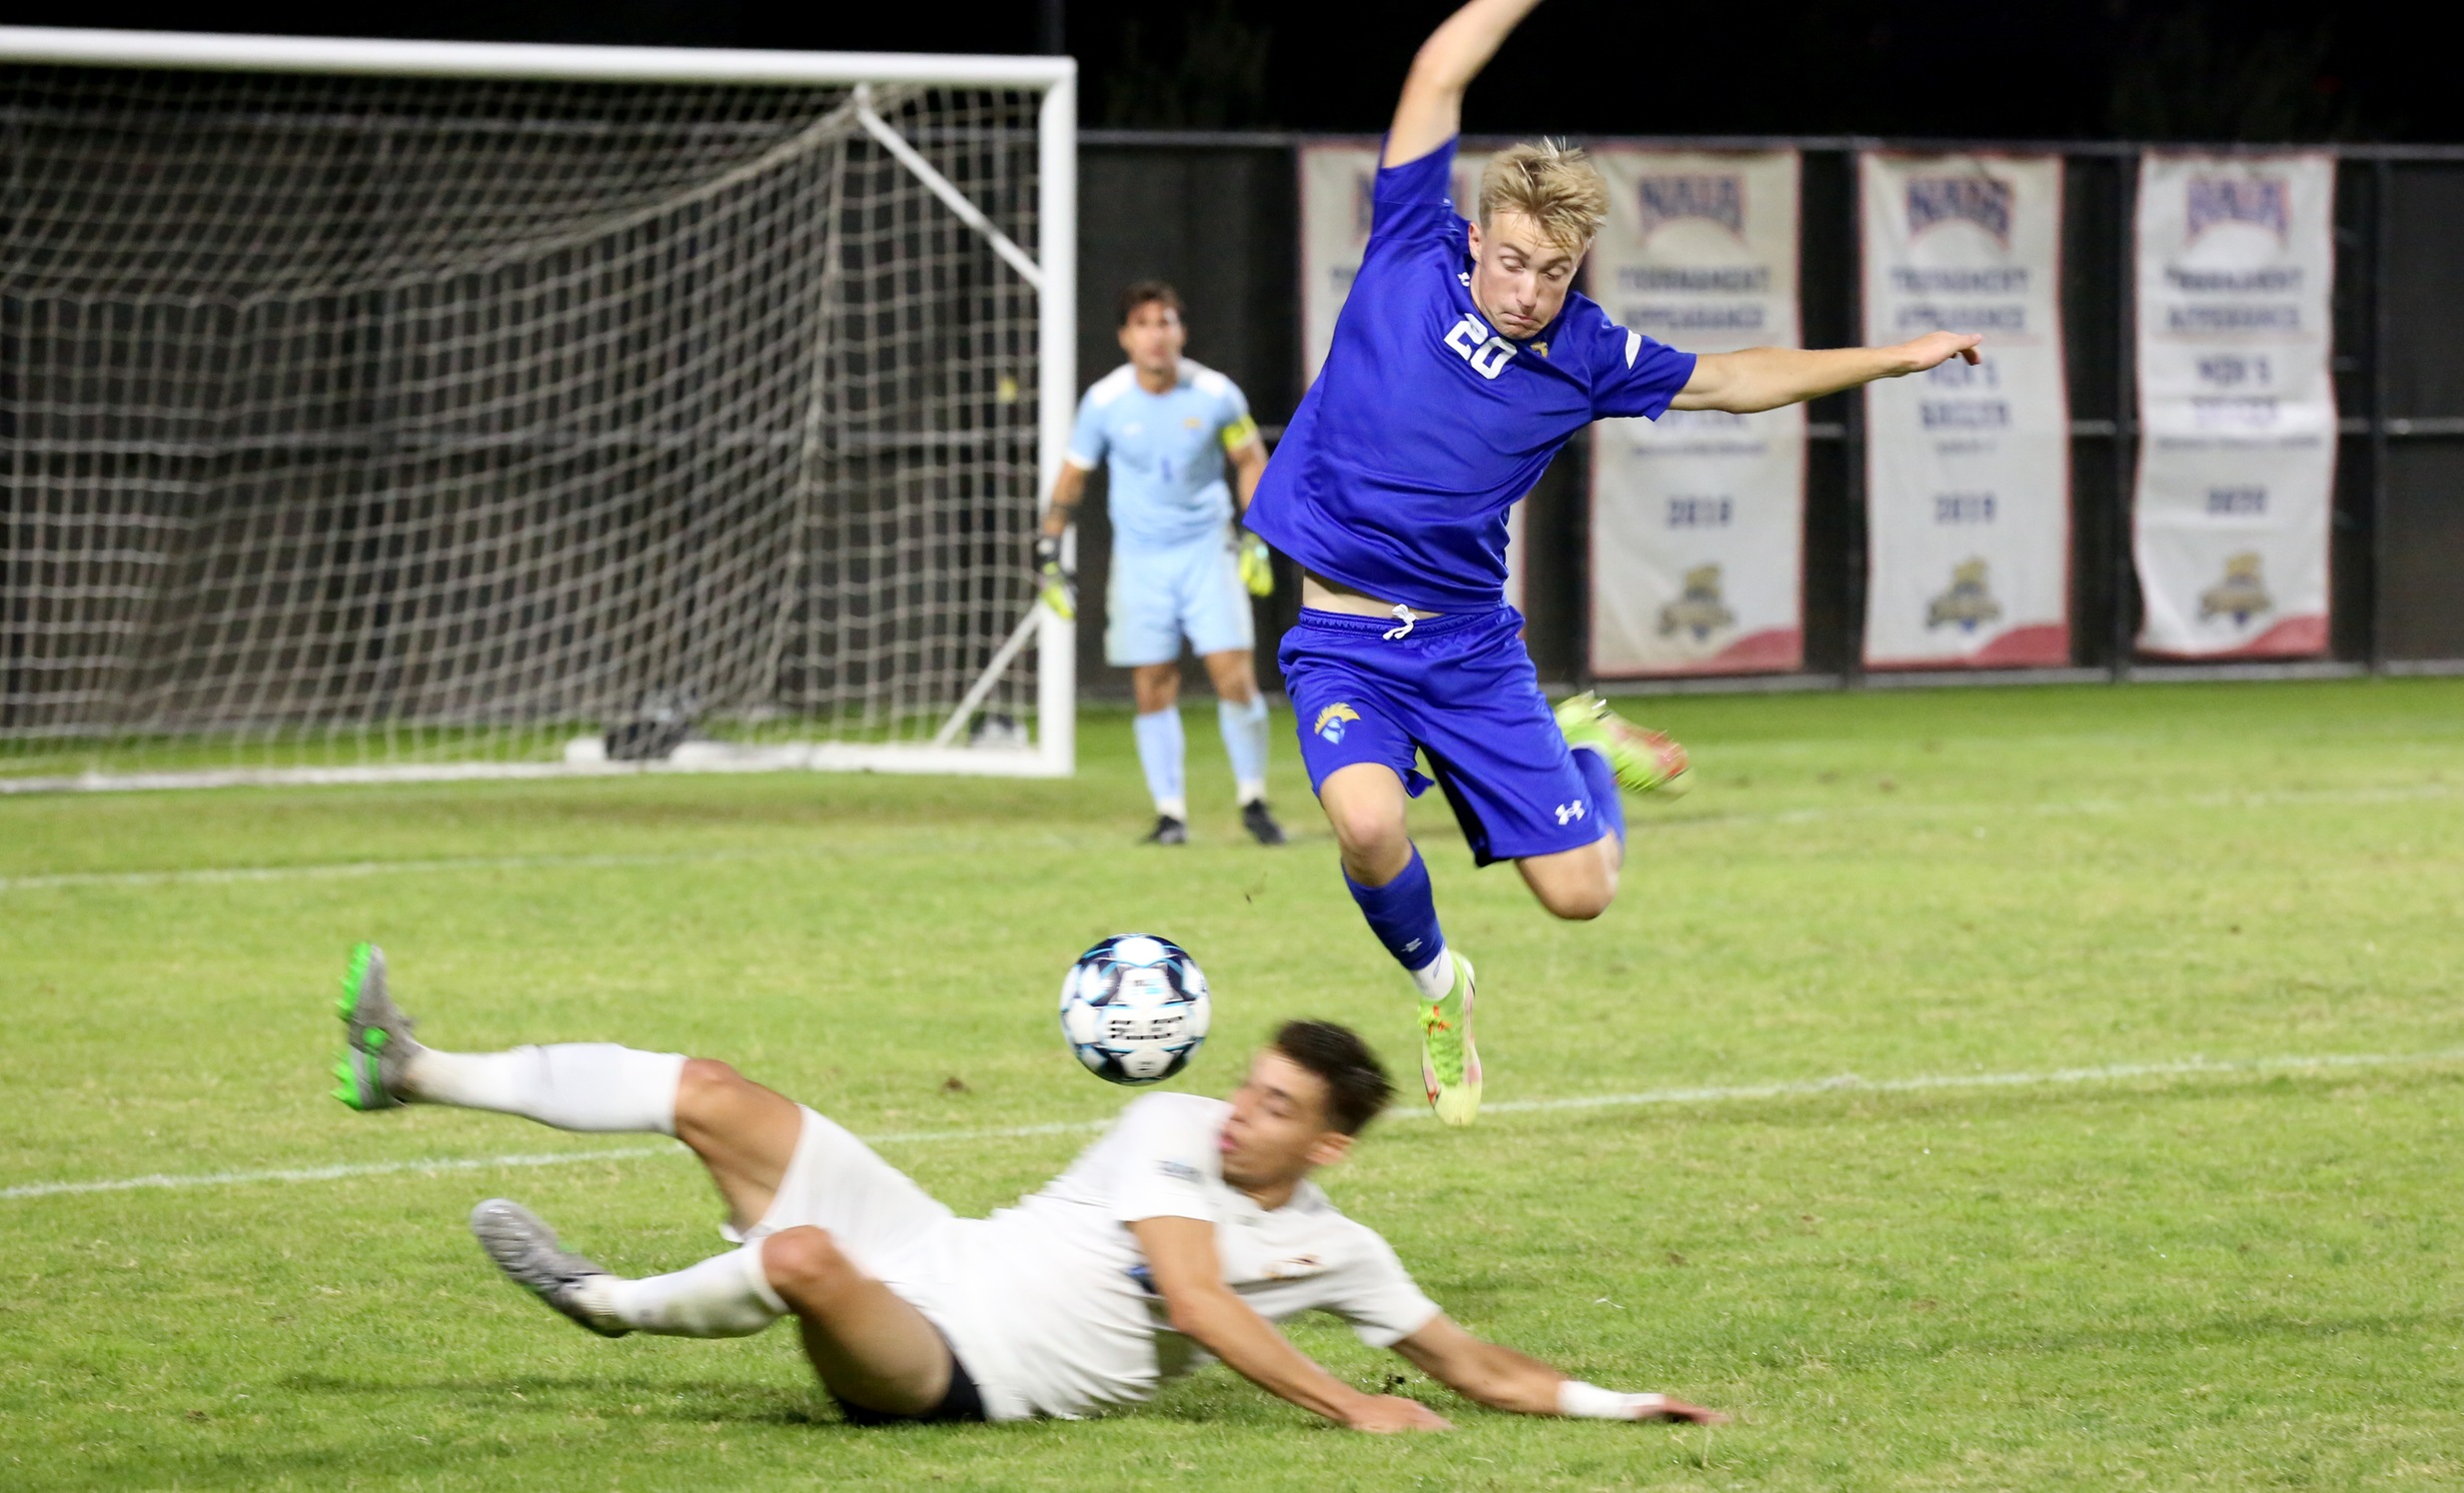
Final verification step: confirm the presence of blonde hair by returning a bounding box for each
[1478,140,1610,251]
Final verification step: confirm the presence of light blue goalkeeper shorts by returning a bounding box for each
[1104,533,1255,668]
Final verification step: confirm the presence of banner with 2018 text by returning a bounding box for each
[1297,143,1515,599]
[1587,149,1805,677]
[2132,153,2336,659]
[1859,153,2071,669]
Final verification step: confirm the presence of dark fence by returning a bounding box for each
[1071,133,2464,699]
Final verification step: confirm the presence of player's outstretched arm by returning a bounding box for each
[1386,0,1551,168]
[1392,1315,1729,1424]
[1671,331,1984,415]
[1130,1217,1451,1433]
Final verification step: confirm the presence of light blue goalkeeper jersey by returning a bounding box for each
[1065,359,1260,549]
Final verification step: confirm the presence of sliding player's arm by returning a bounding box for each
[1671,332,1984,414]
[1131,1215,1451,1433]
[1392,1314,1728,1423]
[1386,0,1552,168]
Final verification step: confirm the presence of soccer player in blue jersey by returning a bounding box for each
[1245,0,1986,1125]
[1038,282,1285,846]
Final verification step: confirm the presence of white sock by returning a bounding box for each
[1154,795,1188,821]
[403,1043,687,1134]
[598,1243,787,1337]
[1236,777,1268,806]
[1408,944,1454,1001]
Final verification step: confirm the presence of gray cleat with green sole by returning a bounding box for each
[331,940,421,1111]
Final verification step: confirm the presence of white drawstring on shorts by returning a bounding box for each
[1381,604,1417,641]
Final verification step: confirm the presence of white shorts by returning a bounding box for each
[728,1107,1148,1422]
[1105,534,1255,668]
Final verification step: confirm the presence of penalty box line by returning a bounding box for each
[2,780,2453,896]
[8,1046,2462,1204]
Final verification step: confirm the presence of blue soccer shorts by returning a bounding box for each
[1278,605,1604,865]
[1105,534,1256,668]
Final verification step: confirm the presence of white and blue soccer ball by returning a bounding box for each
[1059,933,1211,1084]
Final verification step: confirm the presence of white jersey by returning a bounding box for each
[903,1092,1441,1420]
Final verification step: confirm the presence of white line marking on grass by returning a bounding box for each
[0,848,773,892]
[0,1143,685,1200]
[10,1047,2461,1203]
[6,781,2450,894]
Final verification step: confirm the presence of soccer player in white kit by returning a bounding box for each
[332,944,1722,1430]
[1036,282,1287,847]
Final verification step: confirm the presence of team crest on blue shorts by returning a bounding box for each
[1314,703,1361,744]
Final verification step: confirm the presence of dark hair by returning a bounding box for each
[1269,1020,1394,1135]
[1118,279,1184,326]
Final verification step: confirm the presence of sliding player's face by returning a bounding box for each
[1219,1049,1352,1189]
[1117,300,1187,378]
[1467,211,1584,342]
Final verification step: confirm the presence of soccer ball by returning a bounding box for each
[1059,933,1211,1084]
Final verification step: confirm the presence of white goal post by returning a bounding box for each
[0,27,1075,791]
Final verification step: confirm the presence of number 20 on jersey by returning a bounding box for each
[1443,313,1518,380]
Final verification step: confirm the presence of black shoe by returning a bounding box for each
[1241,799,1288,845]
[1144,815,1189,845]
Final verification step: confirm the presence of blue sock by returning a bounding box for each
[1217,695,1270,803]
[1345,846,1449,991]
[1133,708,1186,818]
[1571,745,1626,850]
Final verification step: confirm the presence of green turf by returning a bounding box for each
[4,679,2461,1490]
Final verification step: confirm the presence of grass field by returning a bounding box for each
[4,679,2462,1490]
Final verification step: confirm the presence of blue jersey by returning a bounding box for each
[1066,359,1260,549]
[1248,139,1699,612]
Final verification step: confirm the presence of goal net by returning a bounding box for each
[0,28,1076,790]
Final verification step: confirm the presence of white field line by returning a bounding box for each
[0,848,776,893]
[9,1046,2461,1203]
[2,780,2453,895]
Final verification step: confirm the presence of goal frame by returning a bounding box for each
[0,26,1077,790]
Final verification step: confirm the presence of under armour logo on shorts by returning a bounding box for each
[1555,800,1586,825]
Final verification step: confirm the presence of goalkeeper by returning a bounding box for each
[1037,282,1286,846]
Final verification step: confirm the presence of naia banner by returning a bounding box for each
[1298,144,1523,609]
[1858,154,2071,670]
[1586,149,1806,677]
[2131,153,2337,659]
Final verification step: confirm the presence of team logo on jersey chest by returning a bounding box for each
[1443,313,1518,380]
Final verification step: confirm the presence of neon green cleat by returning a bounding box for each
[1417,951,1482,1127]
[1555,692,1692,798]
[331,941,420,1111]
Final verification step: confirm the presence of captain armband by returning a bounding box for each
[1220,414,1260,453]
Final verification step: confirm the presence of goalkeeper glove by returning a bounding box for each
[1238,530,1275,598]
[1033,536,1076,621]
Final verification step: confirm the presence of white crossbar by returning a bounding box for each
[0,26,1076,88]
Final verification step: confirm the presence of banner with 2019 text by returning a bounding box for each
[1859,154,2071,669]
[1586,149,1805,677]
[1297,143,1515,600]
[2131,153,2336,659]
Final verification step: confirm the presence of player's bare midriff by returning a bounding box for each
[1300,571,1445,621]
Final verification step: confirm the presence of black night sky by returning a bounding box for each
[14,1,2451,144]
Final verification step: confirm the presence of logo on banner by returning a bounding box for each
[1659,565,1739,642]
[1906,177,2012,247]
[1638,176,1745,240]
[1925,559,2004,633]
[1314,703,1361,744]
[2186,178,2290,243]
[2198,553,2275,626]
